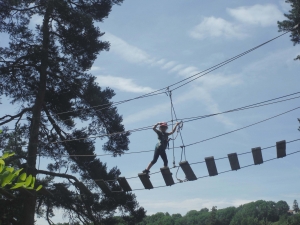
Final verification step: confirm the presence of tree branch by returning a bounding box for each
[37,169,80,182]
[0,108,32,126]
[9,5,43,12]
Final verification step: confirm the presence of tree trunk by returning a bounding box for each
[22,5,52,225]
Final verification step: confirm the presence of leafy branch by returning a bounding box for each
[0,152,42,195]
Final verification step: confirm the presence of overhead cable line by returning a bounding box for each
[54,29,292,116]
[30,106,300,157]
[184,106,300,147]
[4,88,300,138]
[0,29,292,123]
[42,104,300,146]
[6,95,300,149]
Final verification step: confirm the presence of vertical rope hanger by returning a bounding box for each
[166,88,186,182]
[167,87,176,168]
[167,89,186,160]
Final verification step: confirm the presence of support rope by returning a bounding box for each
[167,88,176,168]
[168,90,187,182]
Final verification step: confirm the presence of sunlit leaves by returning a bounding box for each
[0,153,42,192]
[1,152,15,159]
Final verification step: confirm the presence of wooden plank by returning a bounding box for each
[96,180,111,194]
[276,140,286,158]
[179,161,197,181]
[228,153,240,171]
[252,147,263,165]
[117,177,132,192]
[160,166,175,186]
[138,173,153,189]
[205,156,218,176]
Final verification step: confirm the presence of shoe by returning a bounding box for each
[142,169,150,174]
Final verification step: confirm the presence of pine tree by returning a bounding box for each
[209,206,218,225]
[0,1,145,224]
[277,0,300,60]
[293,200,299,213]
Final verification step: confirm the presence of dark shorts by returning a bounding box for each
[151,144,168,166]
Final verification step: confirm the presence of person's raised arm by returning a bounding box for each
[153,122,160,134]
[168,122,180,135]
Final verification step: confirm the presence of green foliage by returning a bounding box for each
[0,0,145,224]
[0,153,42,191]
[217,207,236,225]
[293,200,299,213]
[209,206,217,225]
[135,200,295,225]
[277,0,300,60]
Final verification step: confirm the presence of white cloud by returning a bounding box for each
[102,33,156,65]
[156,59,166,65]
[242,47,300,75]
[123,73,241,127]
[96,75,155,93]
[177,86,238,128]
[178,66,199,77]
[89,66,102,71]
[124,102,170,124]
[169,64,185,73]
[227,4,285,27]
[102,33,242,127]
[189,17,246,40]
[161,61,177,70]
[199,73,242,90]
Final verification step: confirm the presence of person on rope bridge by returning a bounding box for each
[142,121,181,174]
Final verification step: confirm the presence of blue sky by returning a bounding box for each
[1,0,300,224]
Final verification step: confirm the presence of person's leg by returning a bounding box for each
[160,149,168,167]
[146,162,153,171]
[144,145,159,172]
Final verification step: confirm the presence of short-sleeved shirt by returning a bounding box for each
[155,130,169,150]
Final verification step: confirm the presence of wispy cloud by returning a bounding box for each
[177,66,199,77]
[96,75,155,93]
[123,102,170,124]
[174,82,240,128]
[123,73,242,127]
[161,61,177,70]
[103,33,243,127]
[169,64,185,73]
[89,66,102,71]
[227,4,285,27]
[189,17,246,40]
[102,32,156,65]
[241,47,300,76]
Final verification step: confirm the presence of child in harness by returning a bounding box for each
[142,122,181,174]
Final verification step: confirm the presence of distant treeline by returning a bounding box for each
[116,200,300,225]
[55,200,300,225]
